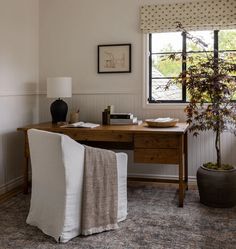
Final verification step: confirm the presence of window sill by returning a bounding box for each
[143,102,187,110]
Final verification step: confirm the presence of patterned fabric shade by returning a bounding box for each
[140,0,236,33]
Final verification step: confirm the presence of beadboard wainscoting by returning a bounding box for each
[0,94,38,195]
[38,93,236,179]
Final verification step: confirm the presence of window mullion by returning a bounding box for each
[149,34,153,101]
[214,30,219,58]
[182,32,187,102]
[214,30,219,73]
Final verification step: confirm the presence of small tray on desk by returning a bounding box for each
[145,118,179,128]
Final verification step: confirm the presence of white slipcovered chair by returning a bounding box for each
[27,129,127,243]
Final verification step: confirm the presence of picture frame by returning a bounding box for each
[97,44,131,73]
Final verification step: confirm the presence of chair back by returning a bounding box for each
[27,128,85,240]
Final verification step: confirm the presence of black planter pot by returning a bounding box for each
[197,166,236,208]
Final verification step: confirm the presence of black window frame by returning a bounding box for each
[148,30,236,103]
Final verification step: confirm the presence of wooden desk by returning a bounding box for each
[18,122,189,207]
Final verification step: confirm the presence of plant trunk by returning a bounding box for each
[215,128,221,168]
[215,102,221,169]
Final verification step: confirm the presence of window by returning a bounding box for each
[148,30,236,103]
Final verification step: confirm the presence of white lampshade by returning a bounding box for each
[47,77,72,98]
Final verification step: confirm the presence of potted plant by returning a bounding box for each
[168,23,236,207]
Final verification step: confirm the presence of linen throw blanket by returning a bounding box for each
[81,145,118,235]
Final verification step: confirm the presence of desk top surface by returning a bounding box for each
[18,122,189,135]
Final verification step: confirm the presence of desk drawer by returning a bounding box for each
[63,131,133,142]
[134,148,179,164]
[134,134,178,148]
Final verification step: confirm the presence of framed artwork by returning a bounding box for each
[97,44,131,73]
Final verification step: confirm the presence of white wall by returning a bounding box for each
[38,0,236,179]
[0,0,234,195]
[0,0,39,194]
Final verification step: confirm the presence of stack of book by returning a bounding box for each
[109,113,141,125]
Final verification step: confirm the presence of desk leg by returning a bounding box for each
[184,132,188,190]
[179,167,184,207]
[178,135,185,207]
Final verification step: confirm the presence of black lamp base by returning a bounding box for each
[50,99,68,123]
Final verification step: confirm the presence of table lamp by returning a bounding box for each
[47,77,72,123]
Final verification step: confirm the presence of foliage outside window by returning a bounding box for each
[164,24,236,169]
[148,29,236,103]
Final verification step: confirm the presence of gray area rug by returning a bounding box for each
[0,185,235,249]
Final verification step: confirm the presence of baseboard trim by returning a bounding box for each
[128,173,196,182]
[0,186,22,204]
[0,176,23,196]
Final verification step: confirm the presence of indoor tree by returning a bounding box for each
[167,23,236,170]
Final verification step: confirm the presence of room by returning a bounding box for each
[0,0,236,248]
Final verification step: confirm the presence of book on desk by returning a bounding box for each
[61,122,100,128]
[109,113,134,119]
[109,113,142,125]
[110,118,142,125]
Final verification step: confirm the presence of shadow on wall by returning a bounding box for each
[1,132,25,192]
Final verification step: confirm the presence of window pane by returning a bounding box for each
[219,30,236,50]
[219,52,236,62]
[187,31,213,52]
[152,54,182,77]
[186,52,213,70]
[152,78,182,101]
[219,52,236,76]
[152,32,182,53]
[232,93,236,101]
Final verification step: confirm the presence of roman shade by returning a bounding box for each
[140,0,236,33]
